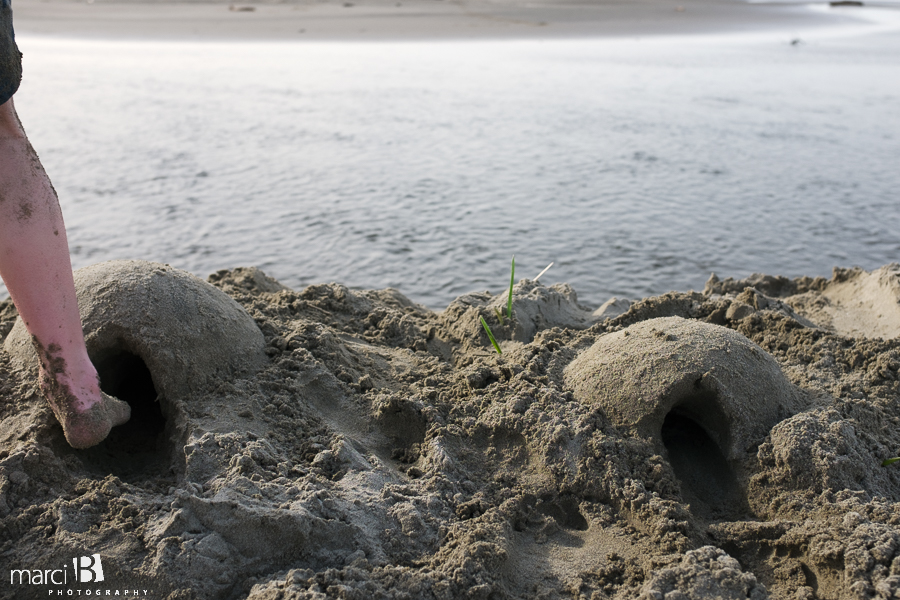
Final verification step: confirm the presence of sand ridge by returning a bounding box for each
[707,263,900,341]
[789,264,900,341]
[0,262,899,598]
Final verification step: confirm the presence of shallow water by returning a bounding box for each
[11,18,900,309]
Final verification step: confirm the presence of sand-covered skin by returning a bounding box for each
[1,262,900,599]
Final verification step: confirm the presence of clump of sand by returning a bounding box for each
[706,263,900,340]
[1,262,899,600]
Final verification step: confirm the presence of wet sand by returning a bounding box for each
[11,0,873,40]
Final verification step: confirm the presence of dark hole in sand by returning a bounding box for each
[78,351,169,481]
[661,410,748,522]
[800,562,819,593]
[537,496,589,531]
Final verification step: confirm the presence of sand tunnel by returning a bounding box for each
[4,260,268,478]
[89,346,167,478]
[564,317,805,518]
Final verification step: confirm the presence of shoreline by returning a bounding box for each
[11,0,883,41]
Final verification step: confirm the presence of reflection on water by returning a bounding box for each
[12,27,900,309]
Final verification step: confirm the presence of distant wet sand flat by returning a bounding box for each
[11,0,886,40]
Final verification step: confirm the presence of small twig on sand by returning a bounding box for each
[506,256,515,320]
[533,262,553,282]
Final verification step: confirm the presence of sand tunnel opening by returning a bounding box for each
[80,348,171,481]
[537,495,589,531]
[660,398,747,522]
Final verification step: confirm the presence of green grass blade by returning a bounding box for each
[480,316,502,354]
[882,457,900,467]
[493,307,505,325]
[506,255,515,320]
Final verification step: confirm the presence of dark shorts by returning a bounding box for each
[0,0,22,105]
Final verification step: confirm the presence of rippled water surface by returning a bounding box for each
[12,22,900,309]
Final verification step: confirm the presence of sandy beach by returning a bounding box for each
[3,0,900,598]
[1,260,900,599]
[10,0,878,40]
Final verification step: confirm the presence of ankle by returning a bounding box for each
[39,366,101,415]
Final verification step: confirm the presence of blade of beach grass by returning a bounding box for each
[507,255,515,320]
[882,457,900,467]
[480,316,502,354]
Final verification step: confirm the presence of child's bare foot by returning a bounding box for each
[41,375,132,449]
[55,391,132,449]
[37,343,131,449]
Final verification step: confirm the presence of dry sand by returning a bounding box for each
[10,0,874,40]
[1,260,900,599]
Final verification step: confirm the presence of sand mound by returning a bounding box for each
[5,260,267,395]
[2,264,900,600]
[638,546,768,600]
[788,264,900,340]
[3,260,267,479]
[440,279,599,353]
[564,317,806,461]
[707,263,900,340]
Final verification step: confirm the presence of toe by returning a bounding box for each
[103,392,132,427]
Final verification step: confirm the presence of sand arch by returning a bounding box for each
[565,317,806,519]
[4,260,267,469]
[564,317,804,462]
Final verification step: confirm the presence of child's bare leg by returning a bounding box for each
[0,98,129,448]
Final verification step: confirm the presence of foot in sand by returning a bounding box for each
[38,354,131,449]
